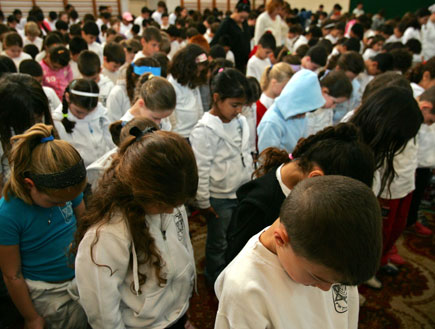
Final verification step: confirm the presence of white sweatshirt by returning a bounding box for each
[98,75,114,107]
[106,81,131,122]
[74,207,195,329]
[52,103,116,167]
[190,112,253,208]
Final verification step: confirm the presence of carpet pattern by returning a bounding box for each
[187,206,435,329]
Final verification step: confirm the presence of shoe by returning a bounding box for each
[365,276,382,289]
[414,222,433,236]
[380,262,399,276]
[389,253,406,265]
[358,293,366,306]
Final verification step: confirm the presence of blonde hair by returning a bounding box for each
[24,22,41,38]
[3,123,86,204]
[260,62,294,91]
[133,73,176,111]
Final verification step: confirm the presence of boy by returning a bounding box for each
[69,36,88,79]
[133,26,162,61]
[77,50,113,107]
[1,32,31,69]
[247,32,276,82]
[285,24,307,53]
[152,1,167,26]
[81,21,103,62]
[301,45,327,71]
[215,175,382,329]
[23,22,42,50]
[101,42,126,84]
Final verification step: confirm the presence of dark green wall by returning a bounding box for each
[349,0,433,19]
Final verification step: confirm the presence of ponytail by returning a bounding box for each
[253,147,290,178]
[109,117,159,146]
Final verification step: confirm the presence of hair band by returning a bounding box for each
[289,153,294,160]
[218,67,224,73]
[131,63,161,76]
[63,113,68,118]
[121,121,128,127]
[70,89,100,97]
[195,53,208,64]
[24,159,86,189]
[129,126,157,141]
[40,135,54,143]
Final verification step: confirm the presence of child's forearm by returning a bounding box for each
[3,272,42,323]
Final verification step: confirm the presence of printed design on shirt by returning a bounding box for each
[60,201,73,223]
[331,284,348,313]
[174,210,185,243]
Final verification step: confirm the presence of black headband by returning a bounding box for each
[129,126,157,141]
[24,159,86,189]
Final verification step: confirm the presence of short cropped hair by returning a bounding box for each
[19,59,43,77]
[258,32,276,51]
[77,50,101,76]
[83,21,99,36]
[69,37,88,55]
[103,42,126,64]
[142,26,162,42]
[280,175,382,285]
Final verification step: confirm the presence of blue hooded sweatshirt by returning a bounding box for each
[257,69,326,153]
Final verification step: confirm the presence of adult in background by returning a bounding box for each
[254,0,287,47]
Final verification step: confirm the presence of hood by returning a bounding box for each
[274,69,325,120]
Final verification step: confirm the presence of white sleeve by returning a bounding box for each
[254,15,266,45]
[75,231,130,329]
[106,86,127,122]
[190,125,217,209]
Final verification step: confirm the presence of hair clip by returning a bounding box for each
[40,135,54,143]
[289,153,294,160]
[218,67,224,73]
[62,113,68,118]
[195,53,208,64]
[129,126,157,141]
[148,73,154,80]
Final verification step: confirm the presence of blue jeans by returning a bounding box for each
[204,197,238,284]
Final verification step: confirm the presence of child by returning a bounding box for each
[362,35,385,61]
[77,50,114,107]
[256,62,293,125]
[300,45,328,71]
[69,37,88,79]
[226,123,375,264]
[81,21,103,62]
[40,45,73,99]
[1,32,32,69]
[247,32,276,82]
[190,68,253,284]
[168,44,208,139]
[133,26,162,61]
[72,126,198,329]
[35,31,64,63]
[52,79,115,166]
[19,59,61,112]
[408,57,435,96]
[285,24,307,53]
[242,77,261,155]
[257,69,325,153]
[216,175,382,328]
[106,56,161,122]
[0,123,88,329]
[102,42,126,84]
[23,22,43,51]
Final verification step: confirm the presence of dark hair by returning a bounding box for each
[306,45,327,66]
[245,76,261,104]
[295,44,309,58]
[320,71,352,98]
[407,57,435,83]
[235,0,251,13]
[317,39,333,55]
[126,57,160,104]
[362,72,412,104]
[380,24,394,36]
[83,21,99,36]
[280,175,382,285]
[49,45,70,67]
[19,59,43,77]
[210,68,248,104]
[77,50,101,77]
[55,20,68,31]
[209,58,234,74]
[72,129,198,291]
[343,37,361,52]
[336,51,365,75]
[307,25,322,38]
[69,23,82,37]
[350,86,423,195]
[142,26,162,42]
[83,13,95,23]
[372,52,394,73]
[0,55,17,76]
[69,10,79,21]
[169,43,208,88]
[49,11,58,20]
[210,44,226,59]
[4,32,22,48]
[109,117,159,146]
[255,123,375,187]
[405,38,422,54]
[62,79,99,133]
[42,32,63,50]
[350,23,364,40]
[0,73,52,160]
[390,48,412,74]
[151,52,169,77]
[258,32,276,51]
[23,44,39,59]
[69,37,88,55]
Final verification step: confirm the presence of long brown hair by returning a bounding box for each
[72,129,198,291]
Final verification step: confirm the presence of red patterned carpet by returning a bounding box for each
[187,206,435,329]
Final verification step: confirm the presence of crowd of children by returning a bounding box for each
[0,1,434,328]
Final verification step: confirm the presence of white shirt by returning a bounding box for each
[306,108,333,136]
[88,41,103,63]
[403,27,421,44]
[152,11,163,25]
[1,51,31,69]
[247,55,271,82]
[106,82,131,122]
[422,19,435,60]
[42,86,61,113]
[254,11,287,46]
[23,36,43,51]
[259,93,274,110]
[69,60,81,79]
[276,164,291,196]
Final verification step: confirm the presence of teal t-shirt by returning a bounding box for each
[0,193,83,281]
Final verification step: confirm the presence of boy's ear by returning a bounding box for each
[213,92,220,103]
[307,167,324,178]
[23,178,35,190]
[274,220,290,247]
[321,86,330,95]
[419,100,433,112]
[422,70,431,83]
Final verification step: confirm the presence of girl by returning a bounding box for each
[40,45,73,99]
[169,44,209,139]
[408,57,435,96]
[350,86,423,286]
[52,79,115,167]
[72,127,198,329]
[1,32,32,69]
[242,76,261,155]
[226,123,375,264]
[256,62,293,125]
[0,123,87,329]
[362,35,385,61]
[0,73,53,192]
[106,57,160,122]
[190,68,253,284]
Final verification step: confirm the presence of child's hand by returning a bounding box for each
[24,315,45,329]
[200,207,219,219]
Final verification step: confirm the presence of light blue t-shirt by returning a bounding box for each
[0,193,83,281]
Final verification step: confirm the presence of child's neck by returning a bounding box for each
[259,219,280,254]
[264,86,276,99]
[281,161,305,190]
